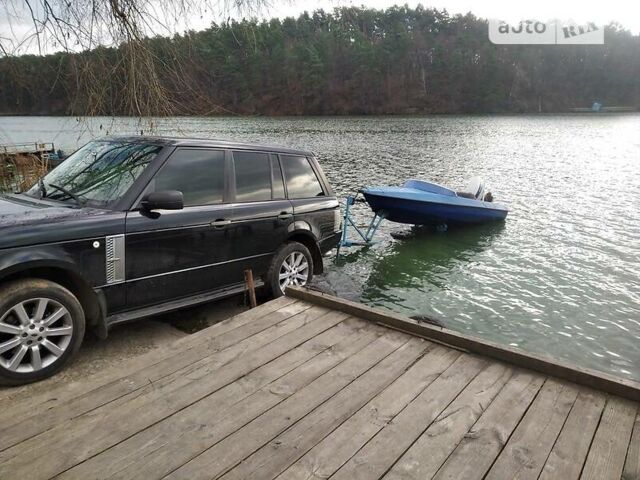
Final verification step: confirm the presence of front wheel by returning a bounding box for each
[267,242,314,297]
[0,279,85,386]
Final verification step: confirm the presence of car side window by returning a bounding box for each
[233,151,272,202]
[153,148,225,206]
[281,155,325,199]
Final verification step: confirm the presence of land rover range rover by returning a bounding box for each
[0,136,341,385]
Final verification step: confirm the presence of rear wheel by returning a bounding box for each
[267,242,314,297]
[0,279,85,386]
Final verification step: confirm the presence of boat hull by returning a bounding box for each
[362,189,508,226]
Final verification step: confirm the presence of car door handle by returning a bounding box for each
[211,219,232,228]
[277,212,293,220]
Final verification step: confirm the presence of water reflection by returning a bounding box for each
[362,223,505,291]
[329,223,505,313]
[344,221,500,268]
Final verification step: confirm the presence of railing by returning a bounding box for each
[0,142,56,155]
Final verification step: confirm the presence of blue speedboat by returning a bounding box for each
[361,178,508,226]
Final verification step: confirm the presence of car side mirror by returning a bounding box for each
[140,191,184,211]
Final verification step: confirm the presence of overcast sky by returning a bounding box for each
[2,0,639,55]
[236,0,640,32]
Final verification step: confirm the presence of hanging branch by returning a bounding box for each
[0,0,274,118]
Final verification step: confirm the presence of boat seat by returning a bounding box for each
[456,191,476,199]
[456,191,494,202]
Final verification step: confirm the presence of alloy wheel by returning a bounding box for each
[0,298,73,373]
[279,252,310,294]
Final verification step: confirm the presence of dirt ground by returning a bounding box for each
[0,295,249,405]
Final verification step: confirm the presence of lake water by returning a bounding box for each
[1,115,639,381]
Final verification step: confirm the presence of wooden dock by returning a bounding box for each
[0,287,638,479]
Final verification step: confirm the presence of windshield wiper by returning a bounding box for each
[48,183,84,207]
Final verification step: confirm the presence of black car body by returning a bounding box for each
[0,136,341,384]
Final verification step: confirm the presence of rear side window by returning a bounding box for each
[233,151,272,202]
[153,148,225,206]
[281,155,325,199]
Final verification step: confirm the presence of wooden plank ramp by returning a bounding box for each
[0,287,638,480]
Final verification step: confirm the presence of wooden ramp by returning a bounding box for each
[0,288,638,480]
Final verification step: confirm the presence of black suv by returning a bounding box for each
[0,137,341,385]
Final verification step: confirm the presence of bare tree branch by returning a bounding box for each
[0,0,276,119]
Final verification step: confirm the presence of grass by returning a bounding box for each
[0,154,49,193]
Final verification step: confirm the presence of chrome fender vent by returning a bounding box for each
[105,235,126,284]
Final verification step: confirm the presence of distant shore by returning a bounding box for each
[0,109,638,117]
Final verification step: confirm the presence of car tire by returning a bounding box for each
[0,279,85,386]
[267,241,314,298]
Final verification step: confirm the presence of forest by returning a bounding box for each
[0,6,639,116]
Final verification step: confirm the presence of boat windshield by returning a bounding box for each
[24,140,161,207]
[463,177,485,199]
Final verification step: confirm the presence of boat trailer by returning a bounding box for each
[337,194,386,253]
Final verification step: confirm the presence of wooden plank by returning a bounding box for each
[58,317,382,480]
[287,287,640,402]
[165,331,415,480]
[433,371,545,480]
[581,396,638,480]
[383,362,513,480]
[0,309,352,479]
[485,379,579,480]
[539,389,606,480]
[277,346,461,480]
[115,321,389,480]
[623,412,640,480]
[0,300,317,452]
[221,338,440,480]
[329,354,487,480]
[0,296,296,422]
[0,297,298,430]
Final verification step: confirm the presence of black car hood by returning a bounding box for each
[0,194,87,224]
[0,194,125,249]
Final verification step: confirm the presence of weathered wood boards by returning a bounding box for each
[581,397,638,480]
[383,363,513,480]
[286,286,640,403]
[0,296,297,424]
[0,305,350,478]
[0,298,308,451]
[278,346,461,480]
[539,390,607,480]
[623,413,640,479]
[432,371,546,480]
[58,317,382,479]
[169,335,428,479]
[485,379,580,479]
[0,292,638,480]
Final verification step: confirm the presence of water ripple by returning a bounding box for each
[2,114,639,381]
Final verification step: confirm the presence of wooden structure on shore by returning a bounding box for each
[0,142,60,159]
[0,142,63,192]
[0,287,638,479]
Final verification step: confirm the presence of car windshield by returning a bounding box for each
[25,140,161,207]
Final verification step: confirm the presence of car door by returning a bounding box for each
[280,154,338,242]
[226,151,294,280]
[124,147,235,309]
